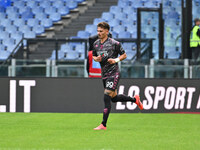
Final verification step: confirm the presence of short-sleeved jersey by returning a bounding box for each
[93,37,125,78]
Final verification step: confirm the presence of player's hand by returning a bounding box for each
[95,55,102,62]
[107,58,116,64]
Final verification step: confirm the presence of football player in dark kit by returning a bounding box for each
[93,22,143,130]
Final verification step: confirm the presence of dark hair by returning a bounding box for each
[194,18,200,24]
[97,22,110,31]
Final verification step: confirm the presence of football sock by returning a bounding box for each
[101,94,111,127]
[111,94,136,103]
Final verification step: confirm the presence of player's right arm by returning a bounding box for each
[92,41,102,62]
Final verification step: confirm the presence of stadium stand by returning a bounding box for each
[0,0,197,60]
[0,0,86,60]
[68,0,183,60]
[28,0,118,59]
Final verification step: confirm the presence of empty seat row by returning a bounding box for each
[74,0,184,60]
[0,0,86,60]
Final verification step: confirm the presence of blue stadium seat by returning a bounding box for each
[108,19,120,27]
[24,31,36,38]
[93,18,105,25]
[102,12,114,21]
[78,52,85,59]
[35,13,48,20]
[32,7,44,14]
[11,31,23,43]
[13,19,25,27]
[166,11,180,20]
[58,50,65,59]
[0,31,10,39]
[0,12,6,18]
[114,12,127,20]
[110,6,123,14]
[12,1,25,8]
[39,0,52,8]
[126,25,137,34]
[52,0,65,8]
[66,0,78,10]
[131,32,137,38]
[65,51,79,60]
[40,18,53,28]
[20,9,34,20]
[0,19,12,26]
[0,26,5,32]
[44,6,57,15]
[163,7,176,17]
[85,24,97,35]
[153,0,161,7]
[6,6,18,14]
[112,25,125,34]
[0,6,5,12]
[77,31,90,38]
[1,0,87,59]
[121,18,137,26]
[32,25,45,35]
[5,25,18,34]
[27,18,40,27]
[49,12,61,22]
[75,44,85,53]
[122,6,136,14]
[60,44,73,52]
[26,1,39,8]
[118,0,129,7]
[144,0,158,8]
[0,45,6,51]
[18,6,32,14]
[0,50,10,60]
[111,31,118,38]
[3,38,16,52]
[57,6,70,15]
[130,0,143,7]
[118,31,131,38]
[18,25,31,33]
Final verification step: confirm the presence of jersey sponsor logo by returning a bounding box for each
[97,51,108,57]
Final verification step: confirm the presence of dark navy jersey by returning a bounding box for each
[93,37,125,77]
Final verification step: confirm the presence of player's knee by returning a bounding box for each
[111,96,117,103]
[104,90,113,97]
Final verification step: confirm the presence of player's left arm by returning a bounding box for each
[107,42,127,64]
[107,53,127,64]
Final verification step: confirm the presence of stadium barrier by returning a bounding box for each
[0,77,199,113]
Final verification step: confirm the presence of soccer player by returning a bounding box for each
[93,22,143,130]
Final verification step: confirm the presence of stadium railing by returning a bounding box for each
[1,58,199,78]
[0,38,199,78]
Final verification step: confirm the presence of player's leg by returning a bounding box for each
[94,78,114,130]
[109,74,143,110]
[101,89,114,127]
[94,89,114,130]
[111,93,143,110]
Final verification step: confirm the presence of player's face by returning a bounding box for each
[97,27,109,39]
[197,21,200,26]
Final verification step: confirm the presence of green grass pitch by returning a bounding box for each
[0,113,199,150]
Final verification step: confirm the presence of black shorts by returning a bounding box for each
[102,72,120,91]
